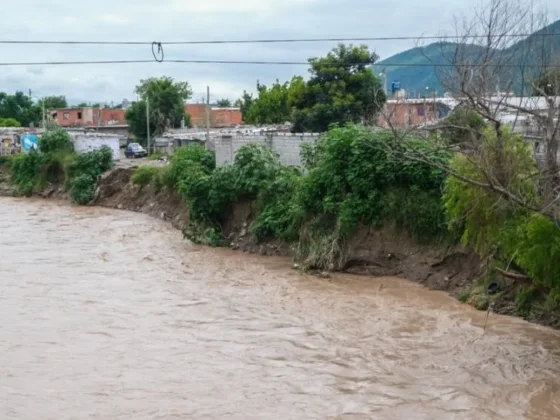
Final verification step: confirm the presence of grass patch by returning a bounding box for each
[132,166,160,187]
[147,152,168,161]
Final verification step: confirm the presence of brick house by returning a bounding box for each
[185,104,243,128]
[377,98,454,128]
[50,107,126,128]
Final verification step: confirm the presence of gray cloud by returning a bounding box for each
[1,0,558,103]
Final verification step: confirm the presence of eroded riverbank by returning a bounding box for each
[1,197,560,419]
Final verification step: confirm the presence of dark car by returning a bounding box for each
[125,143,148,158]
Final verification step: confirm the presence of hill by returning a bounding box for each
[374,19,560,96]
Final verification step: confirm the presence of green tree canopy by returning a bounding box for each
[245,77,304,124]
[216,98,232,107]
[441,106,487,145]
[533,68,560,96]
[134,77,192,135]
[235,91,253,122]
[291,44,386,132]
[125,101,155,144]
[0,117,21,127]
[38,96,68,110]
[0,91,37,127]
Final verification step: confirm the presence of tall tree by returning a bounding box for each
[38,96,68,110]
[216,98,232,107]
[235,91,253,122]
[0,91,36,127]
[125,101,155,145]
[245,77,304,125]
[533,68,560,96]
[291,44,386,132]
[134,77,192,135]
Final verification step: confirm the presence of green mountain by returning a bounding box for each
[374,20,560,96]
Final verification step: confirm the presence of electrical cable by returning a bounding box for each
[0,32,558,45]
[0,59,558,67]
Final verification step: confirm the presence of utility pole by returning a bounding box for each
[433,89,437,122]
[42,100,46,129]
[146,97,151,156]
[205,86,210,149]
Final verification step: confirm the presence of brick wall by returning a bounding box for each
[185,104,243,128]
[212,108,243,127]
[50,107,126,128]
[214,133,320,167]
[185,104,206,127]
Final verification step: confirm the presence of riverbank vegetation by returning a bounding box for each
[127,121,560,321]
[133,125,449,270]
[8,129,113,203]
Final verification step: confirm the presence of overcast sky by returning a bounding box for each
[1,0,558,104]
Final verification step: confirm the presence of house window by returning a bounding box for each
[417,106,425,116]
[52,112,57,119]
[77,112,82,119]
[63,112,70,120]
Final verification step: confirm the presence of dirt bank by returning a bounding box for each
[93,168,188,230]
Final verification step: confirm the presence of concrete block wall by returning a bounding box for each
[214,133,320,167]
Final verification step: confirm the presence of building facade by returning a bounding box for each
[50,107,127,129]
[185,104,243,128]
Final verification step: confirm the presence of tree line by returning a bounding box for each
[0,94,67,128]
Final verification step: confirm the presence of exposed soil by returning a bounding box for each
[345,225,485,296]
[93,167,188,230]
[0,166,12,197]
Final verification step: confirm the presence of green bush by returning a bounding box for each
[8,141,113,204]
[249,166,302,241]
[291,125,449,269]
[516,286,541,317]
[173,125,450,265]
[233,143,281,198]
[168,145,215,188]
[0,155,14,169]
[10,150,44,195]
[132,166,160,187]
[39,129,74,155]
[69,174,96,205]
[66,146,113,181]
[443,126,560,305]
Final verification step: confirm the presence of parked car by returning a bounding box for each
[125,143,148,158]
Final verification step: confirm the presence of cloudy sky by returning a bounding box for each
[1,0,558,104]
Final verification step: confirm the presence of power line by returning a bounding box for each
[0,59,559,68]
[0,33,559,46]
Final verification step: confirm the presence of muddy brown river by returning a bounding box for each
[1,198,560,419]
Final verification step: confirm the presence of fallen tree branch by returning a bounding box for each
[495,267,531,281]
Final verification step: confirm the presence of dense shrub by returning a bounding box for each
[10,150,44,195]
[249,166,302,241]
[38,129,74,155]
[175,125,449,269]
[66,146,113,181]
[132,166,160,187]
[0,155,14,170]
[70,175,96,205]
[444,127,560,306]
[233,144,281,198]
[9,135,114,204]
[167,145,215,188]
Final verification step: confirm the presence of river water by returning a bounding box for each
[1,198,560,419]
